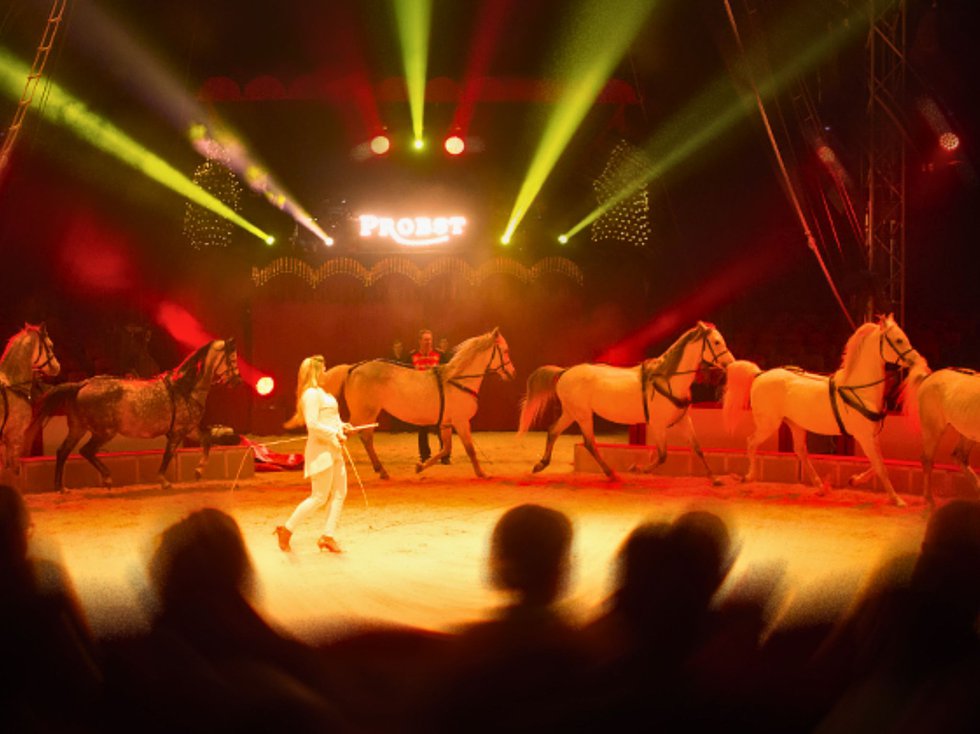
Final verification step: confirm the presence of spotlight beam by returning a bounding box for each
[0,46,271,243]
[501,0,657,244]
[393,0,433,144]
[561,7,868,242]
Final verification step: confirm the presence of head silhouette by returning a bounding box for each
[0,484,30,573]
[490,504,572,607]
[149,508,254,612]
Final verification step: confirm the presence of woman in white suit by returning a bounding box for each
[275,355,352,553]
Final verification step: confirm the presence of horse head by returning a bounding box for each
[696,321,734,369]
[877,314,919,369]
[210,338,242,386]
[490,327,516,381]
[29,322,60,377]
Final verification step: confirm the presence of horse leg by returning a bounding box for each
[449,422,486,478]
[357,428,388,480]
[157,434,181,489]
[918,404,947,507]
[191,426,211,480]
[952,437,979,498]
[54,423,87,492]
[578,414,617,480]
[786,422,822,488]
[632,422,667,475]
[852,432,905,507]
[681,414,722,486]
[416,424,454,474]
[743,412,781,483]
[532,411,574,473]
[79,433,114,489]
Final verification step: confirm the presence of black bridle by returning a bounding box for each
[879,326,917,368]
[212,343,241,385]
[31,326,58,373]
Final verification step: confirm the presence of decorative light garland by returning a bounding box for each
[592,139,651,247]
[251,255,585,288]
[183,157,242,249]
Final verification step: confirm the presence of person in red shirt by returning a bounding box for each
[410,328,448,464]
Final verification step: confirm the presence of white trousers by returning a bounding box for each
[285,460,348,537]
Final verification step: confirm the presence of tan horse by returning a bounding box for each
[0,323,60,476]
[31,339,240,490]
[518,322,734,482]
[723,315,919,506]
[904,361,980,505]
[319,328,515,478]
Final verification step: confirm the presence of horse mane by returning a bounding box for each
[1,323,39,364]
[644,324,704,375]
[839,322,879,381]
[440,331,495,380]
[169,341,215,394]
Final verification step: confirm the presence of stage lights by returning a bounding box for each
[557,234,569,244]
[412,138,426,151]
[370,134,391,155]
[444,135,465,156]
[939,132,960,152]
[255,376,275,396]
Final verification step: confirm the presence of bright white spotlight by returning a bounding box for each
[558,234,569,244]
[444,135,465,156]
[413,138,425,151]
[265,235,276,245]
[370,135,391,155]
[255,376,275,396]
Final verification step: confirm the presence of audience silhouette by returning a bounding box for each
[0,484,102,732]
[3,493,980,733]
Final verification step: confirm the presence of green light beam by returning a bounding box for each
[501,0,657,244]
[562,9,867,241]
[393,0,432,144]
[0,46,271,243]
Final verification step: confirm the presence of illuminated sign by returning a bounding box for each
[358,214,467,246]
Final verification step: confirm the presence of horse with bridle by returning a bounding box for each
[31,339,240,491]
[0,323,60,476]
[723,315,919,506]
[518,322,735,482]
[318,328,515,478]
[904,360,980,506]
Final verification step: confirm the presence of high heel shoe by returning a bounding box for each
[317,535,342,553]
[274,525,292,552]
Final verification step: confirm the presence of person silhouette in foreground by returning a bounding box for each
[0,484,102,732]
[815,498,980,734]
[579,510,737,730]
[104,508,342,733]
[426,503,588,733]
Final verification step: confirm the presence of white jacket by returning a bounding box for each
[302,387,344,478]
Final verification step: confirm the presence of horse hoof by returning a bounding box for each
[531,462,547,473]
[891,496,907,508]
[194,468,203,480]
[710,478,723,487]
[379,470,390,480]
[415,463,424,474]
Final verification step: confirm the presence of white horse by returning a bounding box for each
[722,315,919,506]
[0,323,60,476]
[319,328,515,479]
[904,361,980,505]
[518,321,735,482]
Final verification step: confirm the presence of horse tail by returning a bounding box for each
[518,366,565,435]
[24,382,85,449]
[722,360,762,434]
[901,358,932,431]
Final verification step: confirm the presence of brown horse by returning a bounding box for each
[0,323,60,476]
[32,339,240,491]
[320,328,515,478]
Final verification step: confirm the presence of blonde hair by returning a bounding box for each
[283,355,325,430]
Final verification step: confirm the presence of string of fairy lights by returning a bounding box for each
[183,156,242,250]
[591,139,651,247]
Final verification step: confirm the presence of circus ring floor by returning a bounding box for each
[22,430,953,644]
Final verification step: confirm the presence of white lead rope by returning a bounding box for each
[229,423,378,492]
